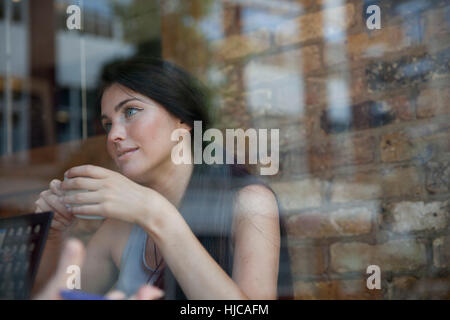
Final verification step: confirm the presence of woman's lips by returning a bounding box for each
[118,148,139,160]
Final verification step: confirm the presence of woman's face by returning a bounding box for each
[100,83,185,182]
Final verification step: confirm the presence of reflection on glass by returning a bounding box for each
[0,0,449,300]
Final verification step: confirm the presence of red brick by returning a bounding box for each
[278,149,309,178]
[331,166,423,202]
[381,124,449,163]
[278,123,309,150]
[416,87,450,119]
[433,235,450,268]
[257,45,322,75]
[308,135,375,172]
[304,79,327,107]
[270,179,322,211]
[348,68,369,104]
[330,239,427,273]
[380,132,415,163]
[221,2,241,36]
[381,95,414,121]
[275,3,355,46]
[294,279,383,300]
[423,6,450,50]
[326,26,413,66]
[303,67,369,109]
[289,244,327,276]
[403,122,450,145]
[390,276,450,299]
[426,159,450,194]
[211,29,271,61]
[330,172,382,203]
[217,96,251,128]
[291,0,321,12]
[286,207,373,239]
[381,166,423,199]
[217,64,242,95]
[382,201,448,233]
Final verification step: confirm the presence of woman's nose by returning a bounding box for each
[108,123,127,142]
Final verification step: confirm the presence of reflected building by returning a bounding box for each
[0,0,160,156]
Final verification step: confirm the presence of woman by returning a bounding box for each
[33,58,293,299]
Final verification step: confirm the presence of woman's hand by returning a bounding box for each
[34,179,76,240]
[59,165,167,225]
[105,286,164,300]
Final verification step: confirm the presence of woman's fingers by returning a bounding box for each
[105,286,164,300]
[60,177,103,192]
[40,190,74,222]
[35,197,52,213]
[105,290,126,300]
[61,190,102,206]
[35,201,63,231]
[49,179,64,197]
[67,204,104,217]
[35,191,74,232]
[129,285,164,300]
[50,218,70,232]
[50,213,73,230]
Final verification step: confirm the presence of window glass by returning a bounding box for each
[0,0,449,300]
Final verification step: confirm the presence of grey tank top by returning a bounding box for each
[114,224,162,296]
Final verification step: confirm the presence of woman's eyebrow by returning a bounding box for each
[101,98,142,120]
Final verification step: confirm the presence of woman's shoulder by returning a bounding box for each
[196,163,279,216]
[189,163,280,221]
[233,184,279,220]
[231,184,281,260]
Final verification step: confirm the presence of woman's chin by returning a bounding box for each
[119,165,144,180]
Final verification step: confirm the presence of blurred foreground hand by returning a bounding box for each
[34,238,164,300]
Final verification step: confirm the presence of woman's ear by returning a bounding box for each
[178,120,192,131]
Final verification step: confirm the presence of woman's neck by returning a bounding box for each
[144,160,194,208]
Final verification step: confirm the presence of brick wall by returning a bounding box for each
[161,0,450,299]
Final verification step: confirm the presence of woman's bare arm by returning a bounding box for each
[140,184,280,299]
[80,219,131,294]
[31,233,67,297]
[231,184,280,299]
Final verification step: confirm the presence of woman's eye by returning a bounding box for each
[124,107,140,118]
[103,123,111,133]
